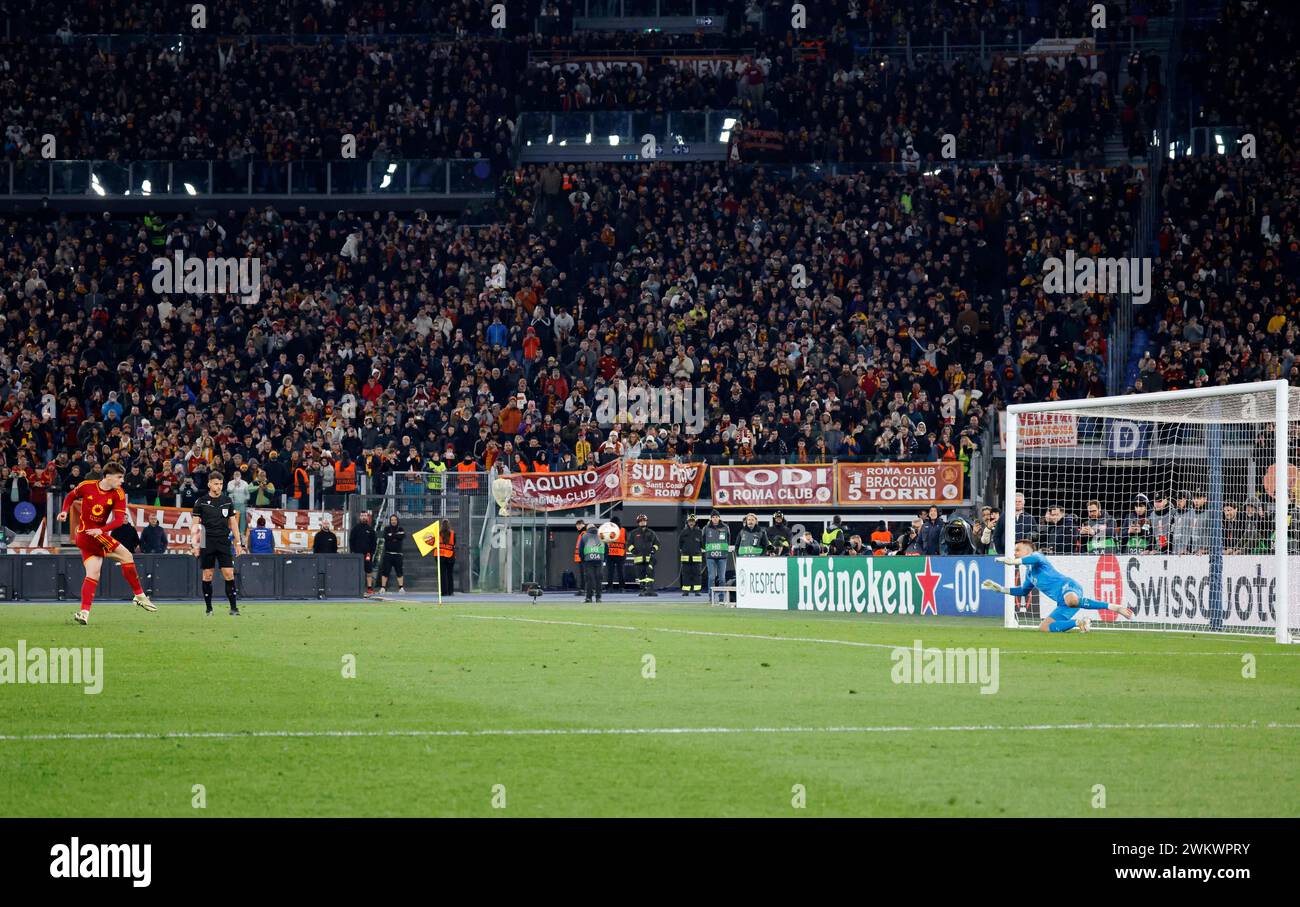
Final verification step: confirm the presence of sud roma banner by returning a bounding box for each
[837,462,965,507]
[709,464,835,508]
[508,460,624,512]
[120,503,345,552]
[622,460,705,503]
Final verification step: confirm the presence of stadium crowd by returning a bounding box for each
[0,0,1291,566]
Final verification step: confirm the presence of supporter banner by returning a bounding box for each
[535,55,647,76]
[622,460,705,503]
[710,464,835,508]
[1046,554,1279,631]
[837,462,964,506]
[120,504,345,553]
[666,55,749,75]
[509,460,623,512]
[999,410,1078,448]
[735,555,1000,617]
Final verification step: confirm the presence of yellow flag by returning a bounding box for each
[414,519,441,557]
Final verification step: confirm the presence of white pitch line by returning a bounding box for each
[455,614,1261,656]
[3,721,1299,743]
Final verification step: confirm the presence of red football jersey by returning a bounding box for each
[63,480,127,532]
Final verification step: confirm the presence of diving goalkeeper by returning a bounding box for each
[981,539,1134,633]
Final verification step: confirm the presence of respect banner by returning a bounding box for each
[119,503,345,553]
[837,462,964,507]
[622,460,705,503]
[709,464,835,508]
[508,460,624,512]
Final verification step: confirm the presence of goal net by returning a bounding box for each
[1004,380,1298,643]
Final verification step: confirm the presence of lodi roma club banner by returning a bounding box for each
[120,503,345,553]
[623,460,705,504]
[508,460,624,512]
[710,464,835,508]
[837,462,964,507]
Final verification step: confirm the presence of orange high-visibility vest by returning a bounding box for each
[334,460,357,492]
[607,526,626,557]
[574,536,583,563]
[437,528,455,558]
[531,459,550,472]
[456,461,477,489]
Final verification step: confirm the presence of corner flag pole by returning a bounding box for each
[434,521,443,608]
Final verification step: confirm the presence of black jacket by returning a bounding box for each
[349,522,377,557]
[313,529,339,554]
[140,523,169,554]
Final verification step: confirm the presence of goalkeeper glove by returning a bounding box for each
[981,579,1008,594]
[995,556,1021,566]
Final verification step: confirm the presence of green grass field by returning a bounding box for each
[2,600,1299,817]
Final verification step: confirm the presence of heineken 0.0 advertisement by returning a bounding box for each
[734,556,1002,617]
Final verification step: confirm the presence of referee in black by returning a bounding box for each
[378,513,406,594]
[191,472,244,615]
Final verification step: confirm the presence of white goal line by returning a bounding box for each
[4,721,1300,744]
[455,614,1264,656]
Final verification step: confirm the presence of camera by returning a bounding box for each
[943,518,974,555]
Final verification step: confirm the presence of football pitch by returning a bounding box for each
[3,600,1299,817]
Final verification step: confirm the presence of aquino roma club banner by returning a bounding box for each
[622,460,705,504]
[1044,554,1282,631]
[710,464,835,508]
[735,555,1002,618]
[120,503,345,553]
[837,462,964,507]
[508,460,624,512]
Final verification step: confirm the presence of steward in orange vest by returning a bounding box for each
[436,518,455,596]
[605,517,627,592]
[334,456,358,493]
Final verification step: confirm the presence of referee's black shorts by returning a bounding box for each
[200,546,235,570]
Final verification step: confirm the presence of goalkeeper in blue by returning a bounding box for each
[981,539,1134,632]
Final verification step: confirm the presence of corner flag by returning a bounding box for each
[414,519,441,557]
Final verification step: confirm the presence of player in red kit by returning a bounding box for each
[56,461,157,624]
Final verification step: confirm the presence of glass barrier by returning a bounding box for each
[6,160,496,197]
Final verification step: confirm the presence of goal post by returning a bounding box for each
[1003,380,1296,643]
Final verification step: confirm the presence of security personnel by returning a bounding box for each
[605,515,627,593]
[424,453,446,514]
[378,514,407,594]
[349,512,378,594]
[822,515,846,555]
[736,513,767,558]
[703,511,730,601]
[571,518,587,595]
[869,522,893,555]
[678,514,704,595]
[292,462,310,508]
[436,518,455,595]
[627,513,660,596]
[333,453,358,504]
[579,522,606,603]
[767,511,792,556]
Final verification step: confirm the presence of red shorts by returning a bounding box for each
[76,530,121,561]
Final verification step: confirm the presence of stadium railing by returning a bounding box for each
[3,160,498,200]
